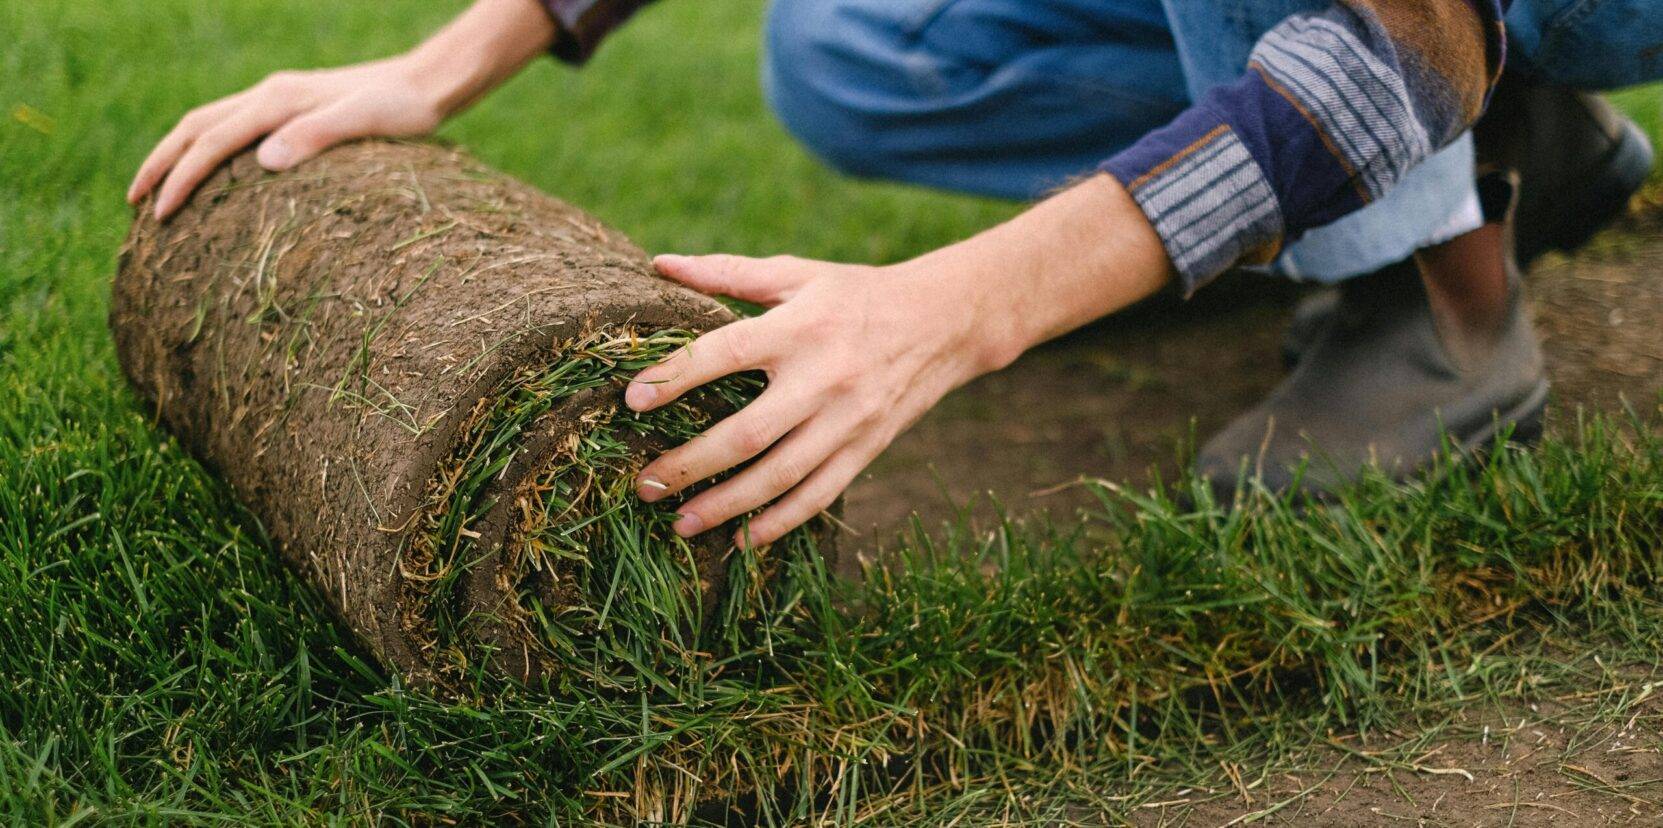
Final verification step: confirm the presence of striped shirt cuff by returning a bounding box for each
[1250,15,1431,203]
[540,0,648,63]
[1102,117,1283,296]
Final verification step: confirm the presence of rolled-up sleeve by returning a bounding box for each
[539,0,659,63]
[1100,1,1509,295]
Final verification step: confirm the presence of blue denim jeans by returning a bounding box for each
[762,0,1663,282]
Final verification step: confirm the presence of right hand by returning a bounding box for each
[127,57,446,219]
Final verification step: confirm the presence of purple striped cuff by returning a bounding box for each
[1103,117,1283,296]
[539,0,651,63]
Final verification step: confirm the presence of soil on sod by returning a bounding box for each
[111,141,823,689]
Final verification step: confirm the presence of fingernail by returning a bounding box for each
[653,254,690,272]
[624,381,656,411]
[673,513,704,537]
[637,476,667,502]
[258,137,294,170]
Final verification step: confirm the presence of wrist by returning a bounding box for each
[389,51,460,120]
[399,40,507,120]
[403,0,557,118]
[937,175,1172,368]
[890,246,1028,379]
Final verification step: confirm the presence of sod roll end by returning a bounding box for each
[112,140,830,690]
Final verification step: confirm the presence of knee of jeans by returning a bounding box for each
[1506,0,1663,88]
[762,0,898,177]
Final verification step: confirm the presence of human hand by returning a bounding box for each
[127,58,449,219]
[127,0,557,219]
[627,253,1012,547]
[627,176,1175,546]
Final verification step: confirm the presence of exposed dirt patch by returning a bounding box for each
[1138,692,1663,827]
[843,278,1298,548]
[1533,222,1663,415]
[845,216,1663,546]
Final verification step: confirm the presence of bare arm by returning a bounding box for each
[128,0,556,218]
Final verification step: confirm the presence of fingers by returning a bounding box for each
[653,254,818,307]
[629,253,877,543]
[665,418,846,539]
[739,445,869,546]
[152,98,301,219]
[257,99,375,171]
[636,386,806,500]
[127,96,241,204]
[625,319,767,412]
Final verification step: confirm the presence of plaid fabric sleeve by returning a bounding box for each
[1101,1,1509,296]
[539,0,658,63]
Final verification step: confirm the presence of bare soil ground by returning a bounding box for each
[1138,692,1663,826]
[846,216,1663,542]
[843,216,1663,825]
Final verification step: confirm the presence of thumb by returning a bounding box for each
[653,253,819,307]
[256,102,374,171]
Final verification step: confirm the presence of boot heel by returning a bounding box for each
[1541,120,1654,255]
[1499,381,1550,447]
[1505,405,1545,446]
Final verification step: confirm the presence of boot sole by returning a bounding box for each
[1195,380,1551,510]
[1452,378,1551,454]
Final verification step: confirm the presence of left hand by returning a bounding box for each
[628,252,1010,547]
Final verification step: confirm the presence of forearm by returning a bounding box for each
[405,0,557,118]
[908,175,1174,372]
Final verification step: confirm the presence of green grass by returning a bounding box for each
[5,0,1663,824]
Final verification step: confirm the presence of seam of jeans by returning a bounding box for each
[884,0,1189,110]
[986,61,1191,110]
[905,51,1191,113]
[899,0,966,40]
[898,39,1189,110]
[1536,0,1607,58]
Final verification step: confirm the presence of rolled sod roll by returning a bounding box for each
[112,140,826,689]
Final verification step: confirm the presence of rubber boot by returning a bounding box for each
[1282,76,1653,367]
[1196,175,1548,501]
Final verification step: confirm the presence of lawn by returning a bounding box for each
[5,0,1663,824]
